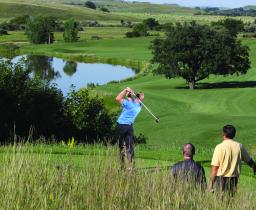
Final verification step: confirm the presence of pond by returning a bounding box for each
[11,55,136,96]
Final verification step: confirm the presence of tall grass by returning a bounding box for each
[0,144,255,209]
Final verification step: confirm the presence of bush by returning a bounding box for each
[134,133,147,144]
[100,7,110,13]
[0,60,114,143]
[0,60,66,142]
[126,23,149,38]
[143,18,160,30]
[64,89,114,142]
[84,1,96,10]
[0,28,8,35]
[125,31,140,38]
[0,15,30,31]
[91,35,102,40]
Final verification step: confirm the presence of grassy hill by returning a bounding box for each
[0,1,138,22]
[35,0,197,15]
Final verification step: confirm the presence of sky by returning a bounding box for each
[125,0,256,8]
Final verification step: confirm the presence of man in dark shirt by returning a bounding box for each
[172,143,206,190]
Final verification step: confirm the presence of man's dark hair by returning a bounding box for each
[183,143,195,158]
[223,125,236,139]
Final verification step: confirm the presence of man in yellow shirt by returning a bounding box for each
[209,125,256,193]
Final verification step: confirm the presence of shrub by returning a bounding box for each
[0,60,114,143]
[84,1,96,10]
[125,31,140,38]
[91,35,102,40]
[64,89,114,142]
[0,28,8,35]
[100,7,110,13]
[134,133,147,144]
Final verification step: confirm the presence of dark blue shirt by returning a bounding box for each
[172,159,206,190]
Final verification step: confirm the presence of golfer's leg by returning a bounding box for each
[115,124,126,170]
[127,125,135,170]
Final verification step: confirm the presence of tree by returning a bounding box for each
[25,16,57,44]
[100,7,110,13]
[126,23,148,38]
[84,1,96,9]
[143,18,160,30]
[63,18,80,42]
[151,21,250,89]
[212,18,244,37]
[25,55,59,81]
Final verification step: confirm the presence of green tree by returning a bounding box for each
[143,18,159,30]
[25,16,57,44]
[63,18,80,42]
[152,21,250,89]
[126,23,148,38]
[212,18,244,37]
[84,1,96,9]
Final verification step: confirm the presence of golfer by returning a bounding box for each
[209,125,256,194]
[172,143,206,191]
[115,87,144,170]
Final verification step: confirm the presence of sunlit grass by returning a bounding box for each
[0,143,255,209]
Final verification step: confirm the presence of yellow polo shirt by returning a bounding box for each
[211,139,251,177]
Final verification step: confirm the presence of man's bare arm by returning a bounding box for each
[116,87,132,104]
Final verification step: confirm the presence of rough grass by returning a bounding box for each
[0,143,255,209]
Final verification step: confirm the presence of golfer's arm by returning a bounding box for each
[209,165,219,190]
[247,159,255,167]
[247,159,256,174]
[116,89,127,103]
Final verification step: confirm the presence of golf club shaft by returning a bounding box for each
[131,92,158,121]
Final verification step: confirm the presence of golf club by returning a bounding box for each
[131,91,160,123]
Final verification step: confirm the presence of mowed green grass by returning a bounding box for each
[18,36,153,62]
[0,27,134,43]
[2,28,256,150]
[94,39,256,151]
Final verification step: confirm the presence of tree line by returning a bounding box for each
[0,16,81,44]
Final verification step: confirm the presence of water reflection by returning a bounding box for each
[12,55,136,96]
[25,55,60,81]
[63,61,77,76]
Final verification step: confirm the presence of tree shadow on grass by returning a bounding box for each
[177,81,256,89]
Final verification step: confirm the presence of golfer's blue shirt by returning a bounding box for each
[117,99,142,125]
